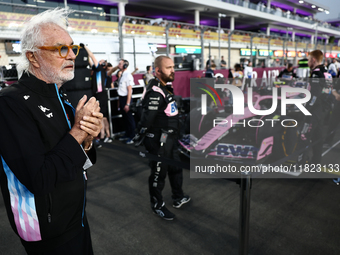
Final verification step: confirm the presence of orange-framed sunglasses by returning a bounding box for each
[37,45,80,58]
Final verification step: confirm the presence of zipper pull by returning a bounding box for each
[47,213,52,223]
[83,171,88,181]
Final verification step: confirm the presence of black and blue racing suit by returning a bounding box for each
[138,78,184,209]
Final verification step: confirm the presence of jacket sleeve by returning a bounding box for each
[0,96,88,195]
[278,70,283,78]
[138,88,165,130]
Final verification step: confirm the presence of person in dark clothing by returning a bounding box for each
[220,55,227,69]
[205,63,216,78]
[85,46,117,143]
[206,56,215,69]
[307,50,332,165]
[134,56,190,220]
[324,78,340,147]
[278,63,296,79]
[0,8,103,255]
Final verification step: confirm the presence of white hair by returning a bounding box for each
[17,8,72,78]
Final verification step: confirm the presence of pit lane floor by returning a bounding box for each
[1,133,340,255]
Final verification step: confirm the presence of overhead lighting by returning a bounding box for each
[311,5,316,8]
[318,8,324,11]
[299,0,304,3]
[325,10,329,14]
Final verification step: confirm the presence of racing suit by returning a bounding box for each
[307,64,332,164]
[0,73,95,253]
[138,78,184,208]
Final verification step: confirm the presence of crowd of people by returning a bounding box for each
[125,17,229,34]
[1,6,340,255]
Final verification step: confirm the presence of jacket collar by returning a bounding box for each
[312,64,326,73]
[19,72,59,97]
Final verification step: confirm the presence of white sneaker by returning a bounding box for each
[103,137,112,143]
[125,139,134,145]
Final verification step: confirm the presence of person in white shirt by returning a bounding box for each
[328,58,338,77]
[117,59,136,144]
[243,61,253,78]
[335,59,340,76]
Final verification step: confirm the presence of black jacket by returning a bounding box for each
[0,72,95,252]
[139,78,179,133]
[278,68,296,79]
[308,64,332,119]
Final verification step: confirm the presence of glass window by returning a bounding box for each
[37,0,58,8]
[110,7,118,22]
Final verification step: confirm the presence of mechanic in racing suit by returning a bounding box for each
[306,50,332,165]
[134,56,190,220]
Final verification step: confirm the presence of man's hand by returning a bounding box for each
[332,90,340,101]
[69,95,102,144]
[80,111,103,138]
[132,133,144,147]
[133,127,147,147]
[124,105,130,113]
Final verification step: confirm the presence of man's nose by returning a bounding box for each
[67,48,76,60]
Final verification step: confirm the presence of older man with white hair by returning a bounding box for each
[0,8,102,254]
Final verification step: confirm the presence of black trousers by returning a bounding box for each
[119,96,136,139]
[144,132,184,208]
[25,216,93,255]
[311,115,323,165]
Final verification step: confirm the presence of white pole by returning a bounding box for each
[195,10,200,26]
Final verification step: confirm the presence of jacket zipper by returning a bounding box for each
[82,171,87,227]
[55,85,86,227]
[47,193,52,223]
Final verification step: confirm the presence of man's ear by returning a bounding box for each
[155,67,160,74]
[26,52,40,68]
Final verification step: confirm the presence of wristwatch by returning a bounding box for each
[126,103,130,106]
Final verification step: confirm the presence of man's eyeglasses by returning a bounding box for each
[37,45,80,58]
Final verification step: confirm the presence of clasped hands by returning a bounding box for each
[69,95,103,148]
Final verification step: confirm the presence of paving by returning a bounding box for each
[1,135,340,255]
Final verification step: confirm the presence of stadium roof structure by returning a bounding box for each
[12,0,340,37]
[123,0,338,36]
[325,18,340,28]
[268,0,329,14]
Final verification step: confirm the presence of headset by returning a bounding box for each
[121,59,129,69]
